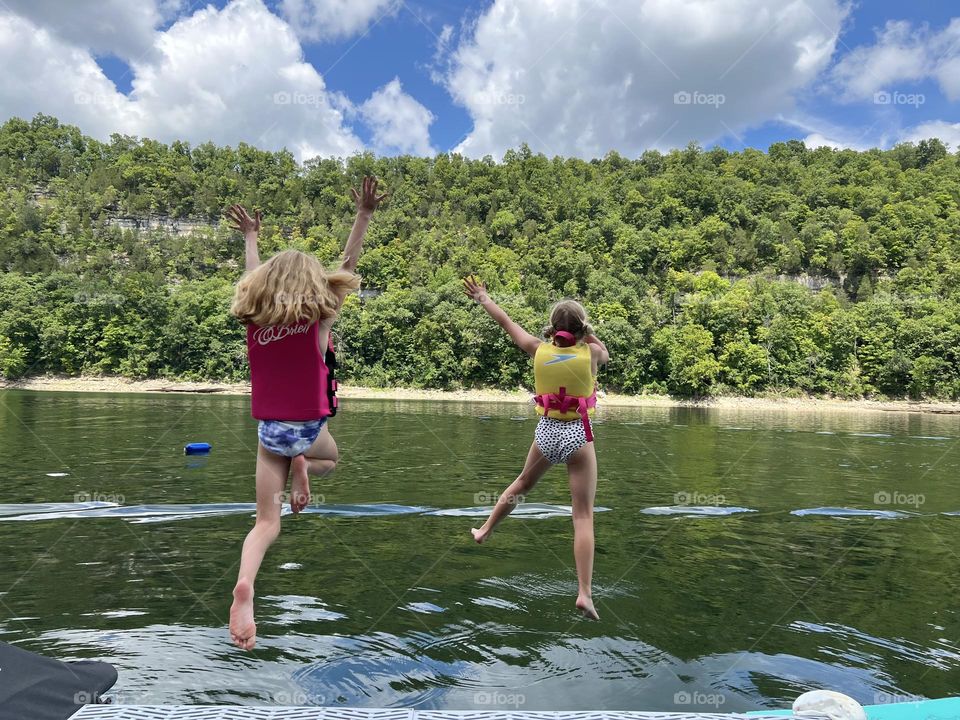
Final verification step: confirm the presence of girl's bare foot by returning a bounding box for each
[229,578,257,650]
[290,454,310,514]
[471,527,491,544]
[576,593,599,620]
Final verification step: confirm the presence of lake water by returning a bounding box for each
[1,390,959,710]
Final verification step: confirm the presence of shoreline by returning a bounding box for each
[2,375,959,415]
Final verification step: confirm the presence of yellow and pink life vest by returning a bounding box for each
[533,331,597,441]
[246,321,338,421]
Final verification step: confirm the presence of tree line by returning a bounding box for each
[2,113,959,399]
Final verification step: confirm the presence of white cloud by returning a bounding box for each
[0,0,363,161]
[360,78,436,155]
[801,133,869,151]
[830,21,927,101]
[280,0,397,42]
[1,0,178,61]
[783,111,883,151]
[902,121,960,150]
[831,18,960,102]
[0,13,136,138]
[792,116,960,153]
[128,0,361,158]
[444,0,849,159]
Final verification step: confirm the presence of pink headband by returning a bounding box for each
[553,331,576,347]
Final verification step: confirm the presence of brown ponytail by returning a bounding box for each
[542,299,593,342]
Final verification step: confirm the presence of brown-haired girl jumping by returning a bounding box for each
[463,276,609,620]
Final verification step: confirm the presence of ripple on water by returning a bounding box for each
[703,650,883,709]
[477,573,579,600]
[790,507,912,519]
[426,503,611,519]
[402,602,446,614]
[264,595,347,625]
[640,505,757,517]
[81,610,147,619]
[291,632,468,708]
[471,596,522,611]
[0,502,435,523]
[0,501,117,518]
[789,621,960,672]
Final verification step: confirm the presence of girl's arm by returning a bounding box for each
[585,333,610,365]
[317,315,335,355]
[224,205,262,272]
[340,176,388,274]
[463,276,540,358]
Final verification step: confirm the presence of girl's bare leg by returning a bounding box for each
[567,442,599,619]
[230,443,290,650]
[290,424,338,513]
[472,441,552,544]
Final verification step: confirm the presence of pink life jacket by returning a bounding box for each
[246,321,338,421]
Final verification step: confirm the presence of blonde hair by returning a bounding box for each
[230,249,360,327]
[542,299,594,342]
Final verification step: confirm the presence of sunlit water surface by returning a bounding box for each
[1,390,959,710]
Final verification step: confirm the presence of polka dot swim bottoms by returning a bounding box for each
[534,416,593,465]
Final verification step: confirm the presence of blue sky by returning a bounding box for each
[2,0,959,159]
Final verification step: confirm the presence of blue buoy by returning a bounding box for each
[184,442,212,455]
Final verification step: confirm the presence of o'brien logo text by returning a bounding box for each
[253,323,310,346]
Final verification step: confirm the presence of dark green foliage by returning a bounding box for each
[3,115,960,399]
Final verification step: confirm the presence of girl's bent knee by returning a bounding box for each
[312,458,337,477]
[516,474,538,492]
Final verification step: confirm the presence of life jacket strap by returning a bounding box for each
[535,387,596,442]
[325,336,338,417]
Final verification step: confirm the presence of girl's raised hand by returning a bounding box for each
[463,275,489,303]
[351,176,388,215]
[225,205,261,234]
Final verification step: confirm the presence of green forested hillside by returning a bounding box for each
[2,113,960,398]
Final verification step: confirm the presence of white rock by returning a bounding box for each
[794,690,867,720]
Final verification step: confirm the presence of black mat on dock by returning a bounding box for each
[0,641,117,719]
